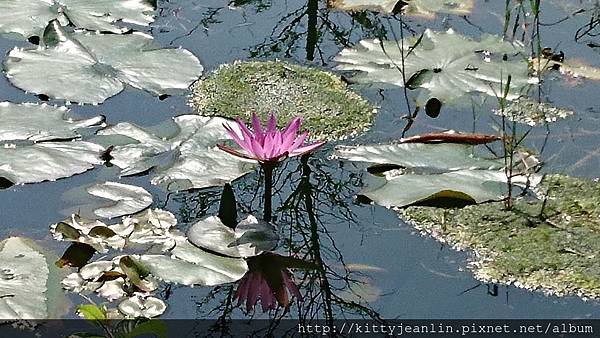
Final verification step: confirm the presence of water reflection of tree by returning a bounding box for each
[279,155,384,323]
[249,0,390,63]
[185,154,384,335]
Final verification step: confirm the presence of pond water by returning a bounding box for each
[1,0,600,324]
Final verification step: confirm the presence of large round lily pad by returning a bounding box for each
[189,60,378,141]
[401,174,600,299]
[0,0,156,40]
[4,21,203,105]
[335,29,531,106]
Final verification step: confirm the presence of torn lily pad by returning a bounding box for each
[51,209,178,253]
[495,98,575,126]
[335,29,531,106]
[328,0,401,12]
[0,0,155,39]
[62,256,158,302]
[187,215,278,258]
[85,182,153,219]
[402,0,474,18]
[0,140,105,188]
[189,60,377,141]
[4,21,203,104]
[123,209,179,252]
[51,214,133,252]
[136,239,249,286]
[0,102,104,142]
[328,0,474,18]
[333,142,537,208]
[0,237,56,319]
[97,115,256,191]
[401,175,600,300]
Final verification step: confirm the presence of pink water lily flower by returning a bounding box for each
[235,253,304,312]
[235,269,302,312]
[218,113,326,164]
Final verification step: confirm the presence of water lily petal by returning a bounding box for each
[289,131,309,151]
[223,123,250,152]
[259,277,276,312]
[249,136,266,161]
[289,140,326,157]
[282,117,302,139]
[266,113,277,134]
[283,270,302,301]
[217,144,256,160]
[263,132,276,160]
[236,274,250,306]
[236,118,255,143]
[246,273,261,311]
[251,113,265,143]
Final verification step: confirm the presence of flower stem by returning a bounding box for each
[262,164,274,222]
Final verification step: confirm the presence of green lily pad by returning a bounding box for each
[0,102,104,142]
[0,140,105,187]
[334,142,538,208]
[401,174,600,299]
[187,215,278,258]
[189,60,378,141]
[335,29,531,106]
[0,0,155,39]
[136,239,249,286]
[0,237,64,319]
[4,21,203,104]
[97,115,256,192]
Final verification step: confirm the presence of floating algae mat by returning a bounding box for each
[189,60,377,141]
[401,174,600,299]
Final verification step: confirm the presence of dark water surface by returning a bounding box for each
[1,0,600,321]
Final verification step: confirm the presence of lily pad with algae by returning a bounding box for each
[189,60,378,141]
[401,174,600,299]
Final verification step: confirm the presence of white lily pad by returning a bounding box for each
[123,209,179,252]
[329,0,474,18]
[187,215,278,258]
[118,295,166,318]
[328,0,400,13]
[362,169,520,208]
[51,215,130,252]
[335,142,538,208]
[51,209,177,253]
[97,115,256,191]
[0,0,156,39]
[62,256,158,302]
[0,140,105,187]
[86,182,153,219]
[137,239,248,286]
[335,29,531,106]
[0,237,51,319]
[0,102,104,142]
[3,21,203,104]
[333,142,503,172]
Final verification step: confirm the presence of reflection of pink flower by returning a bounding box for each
[235,254,303,312]
[219,113,325,164]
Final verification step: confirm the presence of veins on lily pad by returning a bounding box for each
[3,20,203,104]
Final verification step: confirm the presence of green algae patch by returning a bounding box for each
[189,60,378,141]
[401,174,600,299]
